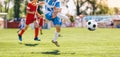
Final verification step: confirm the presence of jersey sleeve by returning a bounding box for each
[55,2,60,8]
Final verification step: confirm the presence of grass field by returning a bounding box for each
[0,28,120,57]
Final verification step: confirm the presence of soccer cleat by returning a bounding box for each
[34,37,40,41]
[18,34,22,41]
[52,40,60,47]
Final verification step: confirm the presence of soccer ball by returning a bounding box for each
[86,20,97,31]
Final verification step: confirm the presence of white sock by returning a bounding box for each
[53,31,59,42]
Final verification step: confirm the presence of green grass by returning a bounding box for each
[0,28,120,57]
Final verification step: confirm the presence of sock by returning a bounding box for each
[19,29,25,36]
[53,31,59,42]
[35,28,39,38]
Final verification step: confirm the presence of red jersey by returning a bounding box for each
[26,2,38,25]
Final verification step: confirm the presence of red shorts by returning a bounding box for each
[26,18,36,25]
[39,18,43,27]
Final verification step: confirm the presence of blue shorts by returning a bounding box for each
[45,12,62,26]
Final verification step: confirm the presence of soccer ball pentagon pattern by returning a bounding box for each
[87,20,97,31]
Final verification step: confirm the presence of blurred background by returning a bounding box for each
[0,0,120,29]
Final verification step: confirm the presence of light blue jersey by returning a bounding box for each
[45,0,62,26]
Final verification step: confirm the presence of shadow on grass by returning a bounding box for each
[31,50,76,55]
[31,50,60,55]
[41,50,60,55]
[24,43,39,47]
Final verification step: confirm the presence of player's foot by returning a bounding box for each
[34,37,40,41]
[18,34,22,41]
[52,40,60,47]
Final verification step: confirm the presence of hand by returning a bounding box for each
[38,15,43,18]
[54,7,62,13]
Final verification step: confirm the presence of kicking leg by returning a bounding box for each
[52,25,61,47]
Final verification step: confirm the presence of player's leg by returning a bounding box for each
[52,25,61,47]
[39,27,43,35]
[39,18,43,35]
[53,25,60,42]
[45,12,61,47]
[52,17,62,47]
[17,23,26,33]
[34,20,40,41]
[18,19,33,41]
[18,25,29,41]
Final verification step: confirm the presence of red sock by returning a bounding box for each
[19,29,25,36]
[35,28,39,38]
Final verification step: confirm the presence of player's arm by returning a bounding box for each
[52,7,62,18]
[36,11,43,18]
[26,10,35,14]
[52,1,62,18]
[54,7,62,13]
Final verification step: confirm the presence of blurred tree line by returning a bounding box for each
[0,0,43,20]
[74,0,119,15]
[0,0,119,20]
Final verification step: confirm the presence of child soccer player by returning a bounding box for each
[45,0,62,47]
[18,0,42,41]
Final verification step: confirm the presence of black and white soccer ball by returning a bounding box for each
[87,20,97,31]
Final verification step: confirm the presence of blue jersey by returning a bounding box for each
[45,0,62,26]
[45,0,60,13]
